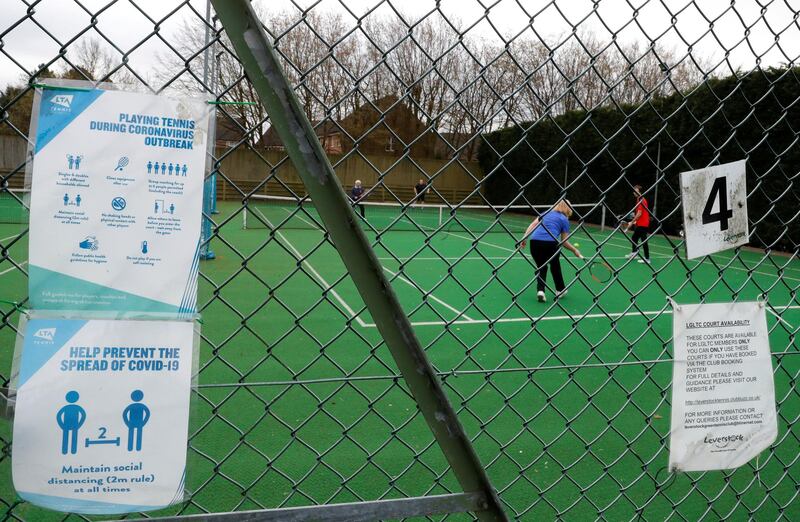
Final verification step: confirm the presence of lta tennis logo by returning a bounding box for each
[48,94,73,113]
[33,328,56,342]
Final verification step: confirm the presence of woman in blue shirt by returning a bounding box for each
[520,200,583,302]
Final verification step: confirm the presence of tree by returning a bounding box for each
[152,5,711,154]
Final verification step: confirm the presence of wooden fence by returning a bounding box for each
[0,136,484,203]
[214,147,484,204]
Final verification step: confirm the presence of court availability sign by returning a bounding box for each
[669,301,777,472]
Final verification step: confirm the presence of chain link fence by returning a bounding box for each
[1,0,799,519]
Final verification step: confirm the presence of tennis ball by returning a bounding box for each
[574,243,580,247]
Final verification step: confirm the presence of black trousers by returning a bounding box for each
[530,240,565,292]
[631,226,650,259]
[355,203,365,218]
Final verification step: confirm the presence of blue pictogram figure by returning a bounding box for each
[169,203,175,214]
[67,155,74,170]
[75,194,81,207]
[181,164,187,176]
[57,391,86,455]
[63,193,69,206]
[147,161,153,174]
[154,201,159,213]
[141,240,148,254]
[123,390,150,452]
[168,163,174,176]
[160,162,167,175]
[74,155,82,169]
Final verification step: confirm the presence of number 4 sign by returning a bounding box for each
[680,160,749,260]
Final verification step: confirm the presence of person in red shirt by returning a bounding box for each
[625,184,651,263]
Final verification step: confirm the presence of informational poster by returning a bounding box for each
[669,301,777,472]
[12,317,194,514]
[28,87,210,314]
[680,160,749,260]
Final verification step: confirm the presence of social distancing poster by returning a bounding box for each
[11,317,194,514]
[11,85,206,514]
[669,301,777,472]
[28,87,210,314]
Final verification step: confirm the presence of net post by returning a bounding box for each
[209,2,506,520]
[211,174,218,214]
[200,176,216,260]
[601,205,606,232]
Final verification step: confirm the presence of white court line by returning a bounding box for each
[480,225,800,283]
[0,233,22,243]
[362,307,671,328]
[376,255,668,262]
[361,304,800,328]
[318,207,799,278]
[706,254,800,279]
[599,228,800,279]
[600,234,800,283]
[431,228,516,253]
[0,261,27,276]
[379,256,512,261]
[370,224,800,328]
[487,224,800,280]
[282,207,799,326]
[276,229,367,327]
[287,207,475,322]
[381,265,476,321]
[271,210,367,327]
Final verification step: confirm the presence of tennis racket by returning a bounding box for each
[587,259,614,283]
[115,156,130,171]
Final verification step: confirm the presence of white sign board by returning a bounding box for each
[12,317,194,514]
[680,160,749,260]
[669,301,777,472]
[28,87,211,314]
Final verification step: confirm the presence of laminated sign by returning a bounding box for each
[680,160,749,260]
[12,318,194,514]
[669,301,777,472]
[28,87,211,314]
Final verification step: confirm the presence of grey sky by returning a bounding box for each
[2,0,799,90]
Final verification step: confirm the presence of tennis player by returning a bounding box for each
[414,179,428,204]
[624,184,651,263]
[350,180,365,217]
[520,200,583,302]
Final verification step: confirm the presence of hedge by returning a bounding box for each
[478,66,800,253]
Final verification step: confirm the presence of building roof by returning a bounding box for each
[215,115,248,145]
[255,95,434,157]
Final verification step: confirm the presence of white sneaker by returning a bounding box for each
[537,291,546,302]
[638,258,650,264]
[556,289,568,299]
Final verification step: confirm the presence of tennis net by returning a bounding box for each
[0,188,29,225]
[242,194,606,234]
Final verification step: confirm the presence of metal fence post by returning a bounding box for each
[209,0,507,520]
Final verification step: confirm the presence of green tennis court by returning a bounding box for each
[0,189,28,226]
[0,198,798,520]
